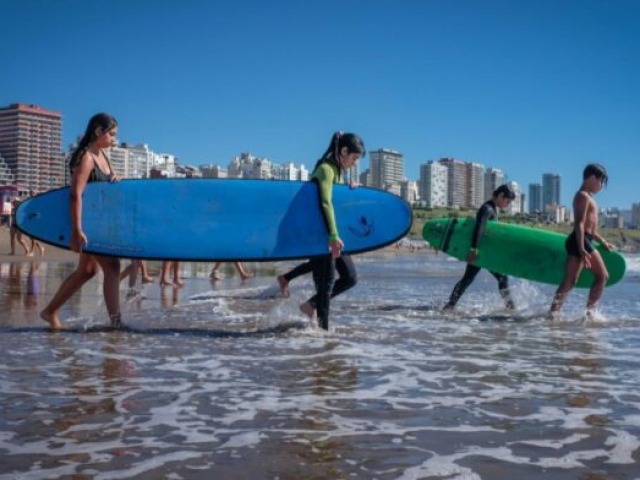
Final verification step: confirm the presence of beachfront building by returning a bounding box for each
[632,203,640,229]
[276,162,309,181]
[484,167,505,200]
[124,143,154,178]
[0,103,64,196]
[201,164,228,178]
[359,168,372,187]
[400,180,419,205]
[542,172,561,209]
[504,181,523,215]
[545,203,567,224]
[466,162,485,209]
[437,158,466,208]
[225,152,307,181]
[370,148,404,190]
[419,161,448,208]
[149,153,181,178]
[601,208,624,229]
[528,183,543,214]
[0,153,15,185]
[343,164,358,184]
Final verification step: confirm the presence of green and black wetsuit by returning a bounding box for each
[445,199,514,310]
[305,161,357,329]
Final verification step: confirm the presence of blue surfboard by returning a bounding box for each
[16,179,412,261]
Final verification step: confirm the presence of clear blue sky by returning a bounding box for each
[2,0,639,209]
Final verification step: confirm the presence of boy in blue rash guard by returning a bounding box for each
[443,184,516,311]
[298,132,365,330]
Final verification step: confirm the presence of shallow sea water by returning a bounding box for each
[1,252,640,479]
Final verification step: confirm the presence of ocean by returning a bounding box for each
[1,252,639,479]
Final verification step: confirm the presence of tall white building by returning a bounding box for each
[108,143,154,179]
[276,162,309,181]
[466,162,485,209]
[484,167,505,200]
[370,148,404,189]
[438,158,466,208]
[505,181,522,215]
[400,180,419,205]
[419,161,448,207]
[201,164,228,178]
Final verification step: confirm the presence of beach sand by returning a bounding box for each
[0,226,77,263]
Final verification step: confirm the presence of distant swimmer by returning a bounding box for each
[549,163,612,319]
[443,184,516,311]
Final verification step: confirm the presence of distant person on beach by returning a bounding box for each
[40,113,122,329]
[443,184,516,311]
[121,259,154,290]
[210,262,253,281]
[290,131,363,330]
[549,163,612,318]
[160,260,184,287]
[9,198,31,255]
[24,190,45,256]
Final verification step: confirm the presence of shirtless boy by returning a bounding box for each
[549,163,612,318]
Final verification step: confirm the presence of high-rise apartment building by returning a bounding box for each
[0,153,15,185]
[484,168,505,200]
[466,162,485,209]
[359,168,372,187]
[369,148,404,189]
[419,161,448,207]
[528,183,543,213]
[437,158,466,208]
[0,103,63,195]
[505,181,522,215]
[632,203,640,229]
[542,173,561,208]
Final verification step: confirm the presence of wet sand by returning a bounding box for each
[0,227,77,263]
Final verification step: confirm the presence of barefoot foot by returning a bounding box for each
[299,301,316,320]
[277,275,290,297]
[40,310,62,330]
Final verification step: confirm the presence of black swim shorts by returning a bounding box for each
[565,232,595,258]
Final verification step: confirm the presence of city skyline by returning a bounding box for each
[0,100,619,215]
[1,0,638,209]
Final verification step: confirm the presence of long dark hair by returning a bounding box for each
[69,113,118,172]
[314,131,366,177]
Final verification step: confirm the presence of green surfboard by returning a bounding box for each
[422,217,626,288]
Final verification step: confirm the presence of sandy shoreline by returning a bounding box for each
[0,226,431,266]
[0,227,77,263]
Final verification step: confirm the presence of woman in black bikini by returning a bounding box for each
[40,113,122,329]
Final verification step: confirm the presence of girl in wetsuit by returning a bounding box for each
[40,113,122,329]
[443,185,517,311]
[299,132,365,330]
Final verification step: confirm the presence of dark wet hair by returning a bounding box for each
[69,113,118,172]
[314,131,366,176]
[493,184,515,200]
[583,163,608,187]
